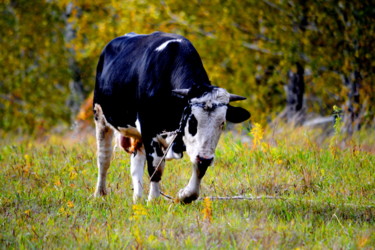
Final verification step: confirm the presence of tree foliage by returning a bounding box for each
[0,0,70,133]
[1,0,374,133]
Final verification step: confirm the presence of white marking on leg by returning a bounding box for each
[148,140,165,201]
[113,130,121,152]
[155,39,182,52]
[131,146,146,203]
[151,151,161,167]
[148,182,161,201]
[178,165,201,202]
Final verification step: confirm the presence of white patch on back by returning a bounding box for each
[124,32,137,37]
[155,39,182,52]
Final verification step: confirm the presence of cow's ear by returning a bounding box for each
[226,105,251,123]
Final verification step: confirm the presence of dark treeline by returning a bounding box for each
[1,0,374,134]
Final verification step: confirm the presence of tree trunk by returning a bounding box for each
[284,62,305,125]
[342,71,361,135]
[64,2,84,120]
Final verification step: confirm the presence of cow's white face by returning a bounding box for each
[183,88,230,167]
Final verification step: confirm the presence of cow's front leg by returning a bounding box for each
[146,139,165,201]
[147,157,165,201]
[178,162,209,203]
[94,104,114,197]
[131,146,146,203]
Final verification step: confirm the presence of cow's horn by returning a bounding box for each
[172,88,190,96]
[229,94,247,102]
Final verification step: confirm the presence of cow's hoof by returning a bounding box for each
[177,189,199,204]
[147,193,161,203]
[133,194,142,203]
[94,188,107,197]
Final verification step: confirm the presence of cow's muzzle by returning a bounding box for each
[197,155,214,167]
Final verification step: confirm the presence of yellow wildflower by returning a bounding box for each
[69,171,78,180]
[250,123,264,149]
[130,204,148,220]
[59,206,66,214]
[202,197,213,222]
[67,201,74,208]
[54,178,62,187]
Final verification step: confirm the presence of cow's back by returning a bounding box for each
[94,32,209,132]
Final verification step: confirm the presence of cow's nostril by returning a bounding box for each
[197,155,214,166]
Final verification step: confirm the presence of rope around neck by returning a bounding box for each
[148,101,228,182]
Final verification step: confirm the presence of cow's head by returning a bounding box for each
[173,85,250,169]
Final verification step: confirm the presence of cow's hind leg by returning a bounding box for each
[94,104,114,197]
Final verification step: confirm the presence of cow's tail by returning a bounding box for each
[93,104,106,126]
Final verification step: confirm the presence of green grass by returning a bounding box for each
[0,128,374,248]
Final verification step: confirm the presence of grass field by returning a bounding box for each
[0,126,374,248]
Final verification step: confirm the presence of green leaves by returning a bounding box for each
[1,0,373,133]
[0,0,70,134]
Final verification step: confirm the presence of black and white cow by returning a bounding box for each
[93,32,250,203]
